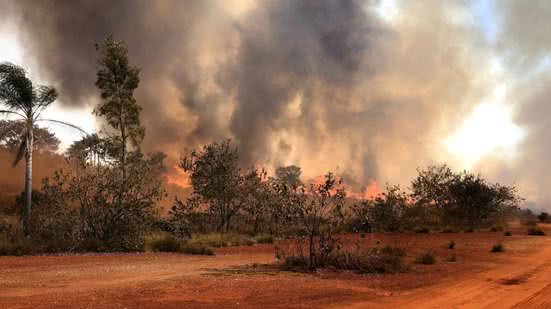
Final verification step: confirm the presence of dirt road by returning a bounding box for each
[350,237,551,308]
[1,234,550,308]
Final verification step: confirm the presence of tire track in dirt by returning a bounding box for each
[348,238,551,308]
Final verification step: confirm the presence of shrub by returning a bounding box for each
[147,235,181,252]
[179,243,215,255]
[146,234,214,255]
[447,240,456,249]
[328,246,407,274]
[188,233,256,247]
[491,243,504,252]
[527,228,545,236]
[504,231,512,236]
[490,226,503,232]
[415,227,430,234]
[415,251,436,264]
[281,256,309,271]
[464,228,474,233]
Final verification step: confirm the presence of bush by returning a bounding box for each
[415,227,430,234]
[527,228,545,236]
[147,235,181,252]
[280,256,309,271]
[415,251,436,264]
[146,234,214,255]
[279,245,407,274]
[179,243,215,255]
[447,240,456,249]
[328,246,407,274]
[491,243,504,252]
[504,231,512,236]
[464,228,474,233]
[490,226,503,232]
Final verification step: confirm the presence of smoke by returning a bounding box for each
[486,0,551,208]
[3,0,525,198]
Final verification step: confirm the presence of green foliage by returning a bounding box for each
[180,140,244,232]
[274,165,302,187]
[146,234,215,255]
[351,185,409,233]
[415,251,436,264]
[0,62,62,237]
[411,164,522,229]
[94,37,144,172]
[0,120,60,153]
[280,245,407,274]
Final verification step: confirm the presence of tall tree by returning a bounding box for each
[0,62,83,237]
[180,139,244,232]
[275,165,302,187]
[94,36,144,178]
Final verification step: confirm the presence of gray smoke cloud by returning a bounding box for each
[4,0,533,200]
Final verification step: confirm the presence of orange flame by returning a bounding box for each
[165,165,192,189]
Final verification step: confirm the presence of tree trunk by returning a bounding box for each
[23,130,33,238]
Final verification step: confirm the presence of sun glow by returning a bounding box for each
[446,99,524,168]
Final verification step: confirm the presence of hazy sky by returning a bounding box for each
[1,0,550,209]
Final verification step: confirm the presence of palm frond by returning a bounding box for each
[32,86,58,120]
[36,118,88,135]
[0,63,33,112]
[0,109,26,119]
[12,132,27,167]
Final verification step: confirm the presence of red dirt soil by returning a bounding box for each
[2,225,551,308]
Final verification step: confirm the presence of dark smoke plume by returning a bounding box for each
[4,0,499,196]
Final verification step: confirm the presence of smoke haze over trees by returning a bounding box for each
[1,0,550,207]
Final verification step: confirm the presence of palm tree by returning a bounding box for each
[0,62,85,237]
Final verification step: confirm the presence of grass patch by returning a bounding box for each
[415,251,436,265]
[280,246,408,274]
[253,234,274,244]
[188,233,256,248]
[491,243,504,253]
[146,234,214,255]
[527,228,545,236]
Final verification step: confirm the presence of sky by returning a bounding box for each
[0,0,550,209]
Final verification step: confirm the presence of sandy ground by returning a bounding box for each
[1,227,551,308]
